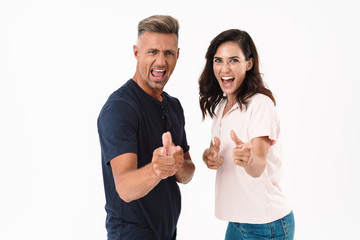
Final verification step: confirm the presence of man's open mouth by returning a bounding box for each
[151,69,166,78]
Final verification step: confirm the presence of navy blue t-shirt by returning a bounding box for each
[97,79,189,240]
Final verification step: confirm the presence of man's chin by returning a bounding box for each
[147,80,167,90]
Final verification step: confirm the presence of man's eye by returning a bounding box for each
[148,50,157,54]
[165,51,174,56]
[230,59,239,63]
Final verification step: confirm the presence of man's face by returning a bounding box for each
[134,32,179,90]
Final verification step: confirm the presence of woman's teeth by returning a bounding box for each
[221,76,234,81]
[221,77,234,87]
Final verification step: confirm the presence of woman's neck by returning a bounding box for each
[223,96,237,117]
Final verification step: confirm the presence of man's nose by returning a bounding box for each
[155,53,166,66]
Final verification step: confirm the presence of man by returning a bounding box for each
[97,15,195,240]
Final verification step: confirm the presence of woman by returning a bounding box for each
[199,29,295,239]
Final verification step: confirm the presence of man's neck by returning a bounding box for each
[132,75,163,102]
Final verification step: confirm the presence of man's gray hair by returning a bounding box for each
[137,15,179,39]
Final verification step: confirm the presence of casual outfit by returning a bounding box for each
[97,79,189,240]
[211,93,294,239]
[225,211,295,240]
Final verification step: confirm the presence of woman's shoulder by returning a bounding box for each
[249,93,275,106]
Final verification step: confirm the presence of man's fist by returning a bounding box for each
[152,132,183,179]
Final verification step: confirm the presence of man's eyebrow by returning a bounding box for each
[146,49,176,53]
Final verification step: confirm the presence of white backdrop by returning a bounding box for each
[1,0,360,239]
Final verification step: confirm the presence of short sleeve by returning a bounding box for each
[97,100,139,165]
[180,112,190,154]
[248,95,279,145]
[175,98,190,153]
[163,93,190,154]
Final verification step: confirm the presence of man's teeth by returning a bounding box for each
[152,69,166,77]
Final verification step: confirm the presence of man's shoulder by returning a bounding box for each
[105,80,142,108]
[98,80,139,119]
[108,79,137,101]
[162,91,181,106]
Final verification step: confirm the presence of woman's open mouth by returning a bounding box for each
[221,76,234,88]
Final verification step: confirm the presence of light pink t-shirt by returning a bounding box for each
[211,93,292,224]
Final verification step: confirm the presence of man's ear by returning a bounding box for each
[133,45,139,60]
[246,58,254,71]
[177,48,180,60]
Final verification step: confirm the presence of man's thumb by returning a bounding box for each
[161,131,172,156]
[230,130,243,146]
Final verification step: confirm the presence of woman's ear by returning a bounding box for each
[246,58,254,71]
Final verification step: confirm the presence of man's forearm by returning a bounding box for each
[175,158,195,184]
[114,163,161,203]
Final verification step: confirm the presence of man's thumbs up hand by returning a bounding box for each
[152,132,183,179]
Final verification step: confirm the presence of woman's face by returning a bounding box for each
[213,41,252,100]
